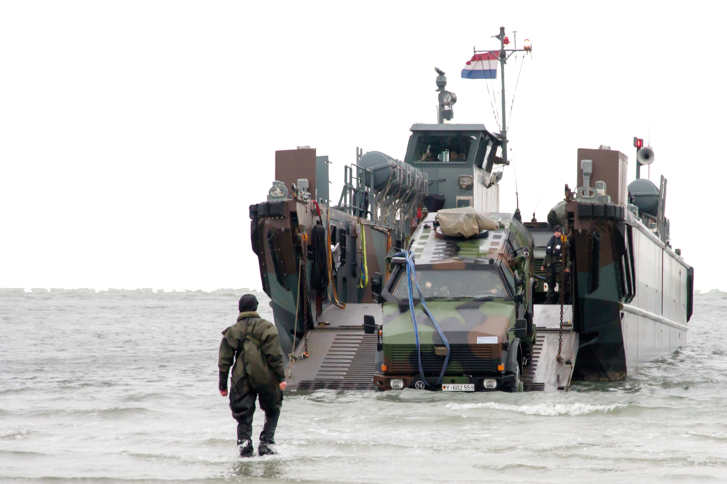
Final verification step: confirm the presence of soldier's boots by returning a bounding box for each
[238,439,253,458]
[258,410,279,456]
[258,440,277,456]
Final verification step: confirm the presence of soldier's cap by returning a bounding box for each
[553,225,563,233]
[238,294,258,313]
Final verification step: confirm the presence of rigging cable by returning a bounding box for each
[394,250,451,387]
[286,252,304,377]
[508,53,526,129]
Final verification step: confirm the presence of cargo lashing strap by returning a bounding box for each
[358,220,368,289]
[394,250,450,387]
[287,232,310,379]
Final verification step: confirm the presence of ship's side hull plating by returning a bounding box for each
[620,217,689,373]
[568,200,691,381]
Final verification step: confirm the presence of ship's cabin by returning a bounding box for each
[404,124,503,212]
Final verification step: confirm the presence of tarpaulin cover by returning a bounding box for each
[436,207,499,238]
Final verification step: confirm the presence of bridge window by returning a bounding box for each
[414,134,474,163]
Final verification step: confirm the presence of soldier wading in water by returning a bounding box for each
[218,295,287,457]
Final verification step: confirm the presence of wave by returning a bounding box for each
[0,449,44,456]
[0,428,29,440]
[474,462,552,471]
[19,406,154,419]
[686,430,727,441]
[445,401,627,416]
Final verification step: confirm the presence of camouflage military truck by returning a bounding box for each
[371,211,536,392]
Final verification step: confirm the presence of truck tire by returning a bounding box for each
[504,338,522,392]
[506,362,521,393]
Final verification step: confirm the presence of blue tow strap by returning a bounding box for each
[394,251,451,387]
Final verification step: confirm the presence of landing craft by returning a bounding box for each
[248,27,693,392]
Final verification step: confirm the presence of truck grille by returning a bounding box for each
[390,344,494,375]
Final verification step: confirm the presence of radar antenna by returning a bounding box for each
[435,68,457,124]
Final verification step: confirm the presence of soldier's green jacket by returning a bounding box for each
[218,311,286,389]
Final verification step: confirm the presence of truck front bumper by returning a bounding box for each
[373,373,517,392]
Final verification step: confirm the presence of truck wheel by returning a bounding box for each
[507,363,521,393]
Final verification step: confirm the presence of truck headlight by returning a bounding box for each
[484,379,497,389]
[390,379,405,390]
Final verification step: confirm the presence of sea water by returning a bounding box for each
[1,288,726,483]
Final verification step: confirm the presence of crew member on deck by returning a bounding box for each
[543,225,570,304]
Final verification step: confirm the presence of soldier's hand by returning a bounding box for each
[279,382,287,391]
[219,389,228,397]
[564,268,570,273]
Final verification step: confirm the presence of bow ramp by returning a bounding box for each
[284,303,578,392]
[285,304,381,391]
[522,305,579,392]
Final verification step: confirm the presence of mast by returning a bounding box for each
[460,25,533,216]
[498,25,510,174]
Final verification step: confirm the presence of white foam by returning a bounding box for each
[445,401,626,416]
[0,428,28,439]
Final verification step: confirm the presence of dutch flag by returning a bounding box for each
[461,52,498,79]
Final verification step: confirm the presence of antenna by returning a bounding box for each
[649,124,651,146]
[513,163,521,221]
[530,190,548,222]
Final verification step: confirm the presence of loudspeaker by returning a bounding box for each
[637,146,655,165]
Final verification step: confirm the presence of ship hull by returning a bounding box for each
[621,304,687,373]
[568,199,692,381]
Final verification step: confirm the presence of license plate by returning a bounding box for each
[442,384,475,392]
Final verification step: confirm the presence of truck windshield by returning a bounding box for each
[392,269,508,299]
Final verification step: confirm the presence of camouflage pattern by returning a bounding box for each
[567,203,634,381]
[249,177,408,361]
[565,195,692,381]
[381,299,513,371]
[374,211,536,392]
